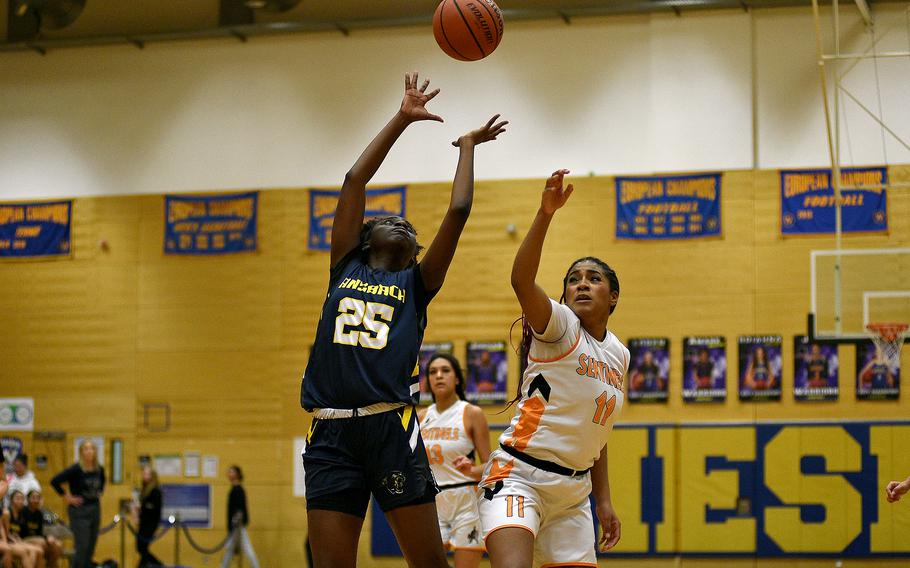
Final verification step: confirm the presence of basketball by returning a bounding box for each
[433,0,504,62]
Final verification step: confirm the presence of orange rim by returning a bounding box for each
[867,323,909,342]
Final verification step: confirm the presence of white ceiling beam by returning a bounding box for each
[853,0,873,26]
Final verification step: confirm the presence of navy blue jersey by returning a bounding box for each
[301,251,438,410]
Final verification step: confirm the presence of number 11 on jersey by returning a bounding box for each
[505,495,525,518]
[592,391,616,426]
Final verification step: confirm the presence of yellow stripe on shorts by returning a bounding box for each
[400,405,413,430]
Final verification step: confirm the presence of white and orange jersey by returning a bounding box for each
[498,300,629,472]
[421,399,476,486]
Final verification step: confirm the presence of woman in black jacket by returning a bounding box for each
[134,467,163,567]
[50,440,104,568]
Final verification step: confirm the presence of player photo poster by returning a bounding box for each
[856,340,900,400]
[466,341,508,405]
[738,336,782,401]
[793,336,839,401]
[627,338,670,403]
[683,336,726,403]
[417,341,454,405]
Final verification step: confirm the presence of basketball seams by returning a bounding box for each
[433,0,503,61]
[451,0,487,58]
[438,0,472,61]
[475,0,502,48]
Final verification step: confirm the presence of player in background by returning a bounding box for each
[479,169,628,568]
[859,346,895,390]
[693,348,714,389]
[805,343,830,389]
[419,353,491,568]
[631,350,663,392]
[744,346,775,390]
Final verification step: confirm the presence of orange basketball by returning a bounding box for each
[433,0,504,62]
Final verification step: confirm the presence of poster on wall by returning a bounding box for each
[738,336,782,401]
[161,484,212,528]
[202,455,219,479]
[308,186,406,251]
[164,192,258,255]
[856,340,900,400]
[780,167,887,235]
[682,336,726,403]
[417,342,454,405]
[793,336,839,401]
[466,341,508,404]
[615,173,722,240]
[154,454,182,477]
[0,398,34,431]
[627,338,670,403]
[0,200,72,259]
[73,436,105,465]
[184,452,201,478]
[1,438,23,473]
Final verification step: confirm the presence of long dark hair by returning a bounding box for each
[425,353,467,403]
[358,216,423,267]
[508,256,620,408]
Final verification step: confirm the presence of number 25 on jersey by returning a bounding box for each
[333,297,394,349]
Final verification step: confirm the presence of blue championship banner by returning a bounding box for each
[780,167,888,235]
[0,200,72,259]
[309,186,406,251]
[615,173,721,239]
[373,421,910,557]
[164,192,257,255]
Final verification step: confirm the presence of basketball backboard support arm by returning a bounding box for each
[809,247,910,344]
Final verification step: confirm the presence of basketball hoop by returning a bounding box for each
[866,323,909,366]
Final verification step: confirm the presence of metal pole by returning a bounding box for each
[832,0,844,334]
[120,514,126,568]
[175,515,181,566]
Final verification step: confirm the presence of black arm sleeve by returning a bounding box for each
[50,465,76,495]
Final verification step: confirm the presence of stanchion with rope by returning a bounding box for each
[170,514,238,566]
[180,522,236,555]
[173,515,180,566]
[53,509,238,567]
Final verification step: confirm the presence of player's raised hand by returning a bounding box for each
[596,500,621,552]
[886,479,909,503]
[452,114,508,147]
[540,169,574,215]
[400,71,443,123]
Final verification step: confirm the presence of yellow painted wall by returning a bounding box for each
[3,165,909,567]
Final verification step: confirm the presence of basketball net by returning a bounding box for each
[866,323,908,368]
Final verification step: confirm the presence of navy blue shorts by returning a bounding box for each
[303,406,438,518]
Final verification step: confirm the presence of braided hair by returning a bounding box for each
[507,256,620,408]
[358,216,423,268]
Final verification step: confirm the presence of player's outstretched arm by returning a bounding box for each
[591,443,621,551]
[511,169,574,333]
[886,475,910,503]
[420,115,507,291]
[330,72,443,268]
